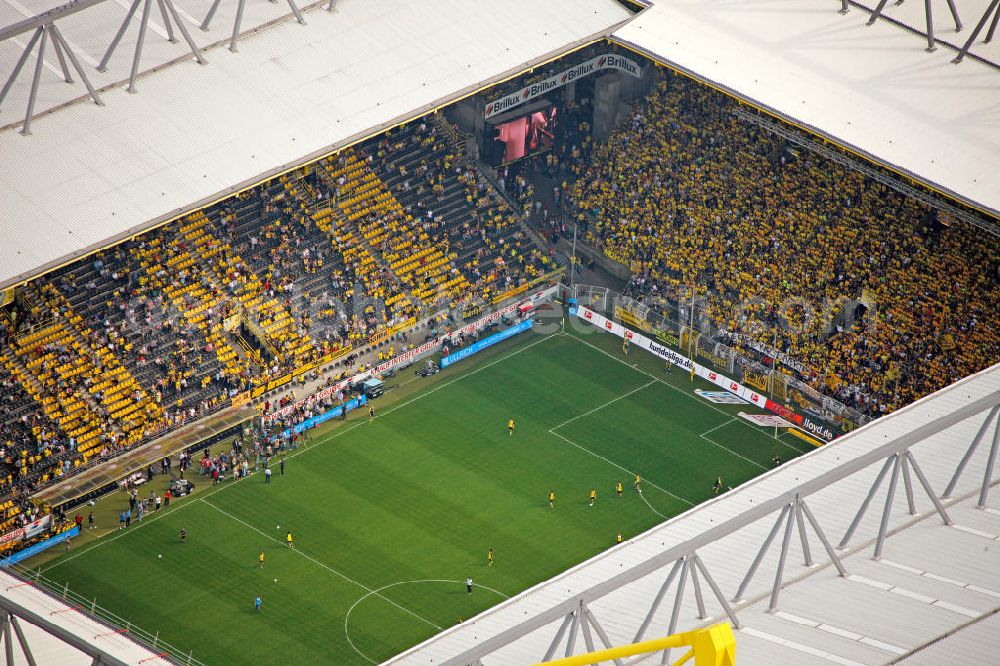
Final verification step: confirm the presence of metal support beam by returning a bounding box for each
[944,0,963,31]
[20,24,48,135]
[953,0,1000,62]
[799,500,847,577]
[977,415,1000,509]
[200,0,223,30]
[900,453,917,515]
[859,0,962,51]
[3,613,14,666]
[839,455,894,549]
[564,609,580,658]
[49,24,102,106]
[924,0,936,50]
[49,27,72,83]
[865,0,893,25]
[288,0,305,25]
[734,504,790,601]
[634,558,684,643]
[987,3,1000,41]
[0,20,101,133]
[873,454,902,560]
[126,0,153,93]
[155,0,176,43]
[691,554,741,629]
[768,501,796,611]
[0,0,107,41]
[660,557,688,665]
[201,0,305,52]
[162,0,205,65]
[542,613,574,663]
[0,27,43,109]
[688,555,708,619]
[99,0,203,85]
[583,609,625,666]
[578,601,595,654]
[794,500,813,566]
[229,0,246,52]
[906,451,952,525]
[944,405,1000,497]
[98,0,141,72]
[8,616,35,666]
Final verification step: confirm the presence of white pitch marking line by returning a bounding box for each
[43,335,558,573]
[550,380,656,432]
[699,432,768,471]
[700,417,737,438]
[200,498,441,631]
[547,428,695,508]
[567,334,809,456]
[343,580,509,664]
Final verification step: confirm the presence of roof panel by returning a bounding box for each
[0,0,633,288]
[611,0,1000,220]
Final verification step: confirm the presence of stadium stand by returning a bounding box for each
[361,120,557,307]
[566,71,1000,416]
[0,118,557,503]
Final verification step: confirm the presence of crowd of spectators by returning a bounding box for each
[0,111,557,503]
[564,70,1000,414]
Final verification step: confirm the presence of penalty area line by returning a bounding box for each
[546,428,695,508]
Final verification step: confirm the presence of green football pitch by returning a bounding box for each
[29,327,813,664]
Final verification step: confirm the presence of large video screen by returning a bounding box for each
[489,105,558,166]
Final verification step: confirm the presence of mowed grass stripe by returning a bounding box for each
[36,330,809,664]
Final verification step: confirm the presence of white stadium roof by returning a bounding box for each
[612,0,1000,222]
[4,1,1000,663]
[392,361,1000,665]
[0,0,633,290]
[0,565,172,665]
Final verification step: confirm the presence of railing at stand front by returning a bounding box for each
[9,563,203,665]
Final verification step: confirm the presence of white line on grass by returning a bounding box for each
[43,500,201,572]
[637,489,670,520]
[44,335,559,578]
[550,380,656,432]
[199,498,442,632]
[699,433,767,471]
[547,429,695,508]
[285,331,560,466]
[344,580,510,664]
[567,334,808,457]
[700,418,737,438]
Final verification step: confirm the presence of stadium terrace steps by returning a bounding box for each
[52,239,222,411]
[318,160,418,322]
[140,230,243,391]
[7,323,113,462]
[36,286,164,446]
[362,121,549,303]
[180,212,317,368]
[1,347,101,479]
[329,150,471,308]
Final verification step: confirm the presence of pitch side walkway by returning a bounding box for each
[32,407,256,509]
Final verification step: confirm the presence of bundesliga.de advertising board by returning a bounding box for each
[572,305,834,442]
